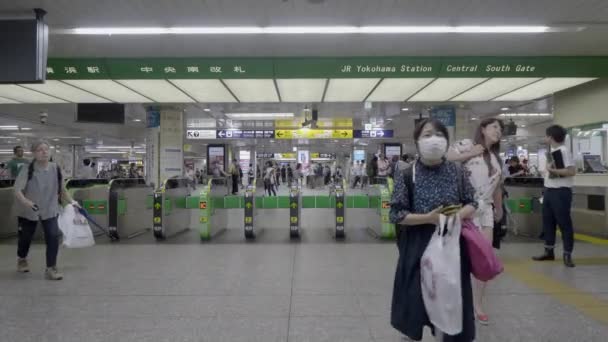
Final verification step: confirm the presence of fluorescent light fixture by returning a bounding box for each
[402,107,410,111]
[225,113,294,120]
[0,126,19,130]
[366,78,434,102]
[494,78,597,101]
[20,128,32,130]
[409,78,487,101]
[0,85,66,103]
[133,119,142,122]
[63,25,571,35]
[63,80,152,103]
[56,136,81,139]
[451,78,541,101]
[471,117,478,121]
[169,79,237,102]
[116,80,194,103]
[276,79,326,102]
[501,107,510,111]
[203,108,211,112]
[324,78,380,102]
[20,80,111,103]
[0,96,20,104]
[223,79,279,102]
[499,113,552,117]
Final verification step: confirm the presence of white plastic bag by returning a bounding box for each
[420,213,463,336]
[58,204,95,248]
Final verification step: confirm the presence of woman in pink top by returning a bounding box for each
[448,118,504,326]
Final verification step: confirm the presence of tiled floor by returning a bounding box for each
[1,229,608,341]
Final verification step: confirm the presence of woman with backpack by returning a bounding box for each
[14,141,80,281]
[263,161,276,197]
[390,119,477,341]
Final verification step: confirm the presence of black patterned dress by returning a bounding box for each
[389,160,477,341]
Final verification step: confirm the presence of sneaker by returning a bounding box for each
[17,258,29,273]
[45,267,63,281]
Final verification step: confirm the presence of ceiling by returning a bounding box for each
[2,0,608,57]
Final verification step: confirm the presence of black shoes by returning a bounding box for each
[532,248,575,268]
[532,248,555,261]
[563,253,576,268]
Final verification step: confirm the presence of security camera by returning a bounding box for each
[39,111,48,124]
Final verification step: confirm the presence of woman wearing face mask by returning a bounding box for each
[390,119,477,341]
[448,118,504,325]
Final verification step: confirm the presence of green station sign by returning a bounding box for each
[45,56,608,80]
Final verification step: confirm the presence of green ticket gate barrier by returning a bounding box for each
[289,185,301,239]
[335,184,345,239]
[66,178,111,237]
[199,179,227,241]
[108,178,153,240]
[379,178,396,239]
[244,182,256,239]
[0,179,17,238]
[153,178,195,240]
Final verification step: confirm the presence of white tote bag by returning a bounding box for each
[420,214,463,336]
[58,204,95,248]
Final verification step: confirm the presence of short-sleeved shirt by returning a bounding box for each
[389,160,478,224]
[7,157,29,179]
[544,145,574,188]
[452,139,502,205]
[14,162,62,221]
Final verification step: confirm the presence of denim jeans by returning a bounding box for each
[17,216,60,267]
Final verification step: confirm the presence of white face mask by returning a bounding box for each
[418,135,447,161]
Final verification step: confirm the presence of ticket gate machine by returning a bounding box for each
[289,185,301,239]
[244,184,256,239]
[334,184,346,239]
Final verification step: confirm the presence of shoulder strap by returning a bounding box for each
[27,161,34,181]
[403,163,415,208]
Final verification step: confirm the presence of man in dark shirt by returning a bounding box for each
[508,156,525,176]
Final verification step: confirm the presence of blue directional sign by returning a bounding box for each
[217,130,275,139]
[353,130,394,138]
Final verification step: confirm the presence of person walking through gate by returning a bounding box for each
[228,159,240,195]
[14,141,80,280]
[533,125,577,268]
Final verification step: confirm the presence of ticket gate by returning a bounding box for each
[244,183,257,239]
[289,185,301,239]
[108,178,154,240]
[153,178,194,240]
[0,179,17,238]
[66,179,110,237]
[198,179,227,241]
[334,184,346,239]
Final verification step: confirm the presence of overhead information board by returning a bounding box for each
[46,56,608,80]
[275,129,353,139]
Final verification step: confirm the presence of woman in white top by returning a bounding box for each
[448,118,504,326]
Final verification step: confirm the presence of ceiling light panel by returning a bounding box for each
[223,79,279,102]
[276,79,326,102]
[225,113,294,120]
[116,80,194,103]
[20,80,111,103]
[366,78,434,101]
[493,78,597,101]
[408,78,488,101]
[169,79,237,102]
[324,78,380,102]
[0,96,20,104]
[63,80,152,103]
[451,78,541,101]
[0,85,66,103]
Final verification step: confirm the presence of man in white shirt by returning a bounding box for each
[533,125,577,267]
